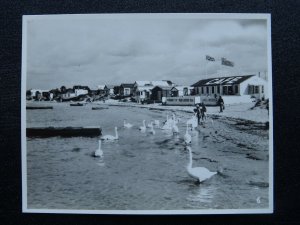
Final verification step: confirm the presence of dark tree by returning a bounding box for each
[60,86,66,94]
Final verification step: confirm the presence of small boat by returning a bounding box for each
[70,103,84,106]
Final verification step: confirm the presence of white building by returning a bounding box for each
[133,80,173,103]
[192,75,268,105]
[170,86,194,97]
[30,89,49,98]
[106,85,115,95]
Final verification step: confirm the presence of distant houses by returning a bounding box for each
[27,74,268,105]
[133,80,174,103]
[97,85,107,95]
[27,89,51,101]
[106,85,115,95]
[120,83,134,97]
[151,86,173,102]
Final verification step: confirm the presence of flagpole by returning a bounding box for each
[205,57,207,79]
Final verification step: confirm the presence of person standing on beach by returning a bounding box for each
[200,102,207,121]
[194,104,201,125]
[218,96,224,113]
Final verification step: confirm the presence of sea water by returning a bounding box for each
[26,102,269,210]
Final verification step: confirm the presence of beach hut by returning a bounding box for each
[120,83,134,96]
[151,86,173,102]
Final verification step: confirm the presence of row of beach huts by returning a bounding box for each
[27,74,268,106]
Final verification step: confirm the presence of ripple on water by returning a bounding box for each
[26,104,269,210]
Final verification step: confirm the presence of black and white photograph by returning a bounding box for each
[22,13,273,214]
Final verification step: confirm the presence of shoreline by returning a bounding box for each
[26,100,269,124]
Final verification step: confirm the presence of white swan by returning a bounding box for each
[161,121,172,130]
[139,120,146,132]
[184,123,192,144]
[161,115,173,130]
[172,120,179,134]
[148,122,155,135]
[187,115,198,130]
[154,120,160,127]
[186,146,217,183]
[124,119,133,128]
[147,121,153,128]
[210,118,214,127]
[101,127,118,141]
[94,140,103,158]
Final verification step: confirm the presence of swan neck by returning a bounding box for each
[187,148,193,168]
[115,128,118,138]
[98,140,101,148]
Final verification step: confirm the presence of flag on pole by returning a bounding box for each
[221,57,234,67]
[206,55,215,61]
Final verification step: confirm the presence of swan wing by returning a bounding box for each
[184,134,191,143]
[95,149,103,157]
[189,167,217,182]
[101,135,115,140]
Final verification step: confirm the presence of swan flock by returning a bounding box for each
[96,112,217,184]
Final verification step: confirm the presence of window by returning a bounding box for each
[124,88,130,95]
[255,86,259,94]
[223,86,228,95]
[235,85,238,94]
[262,86,264,93]
[201,87,204,94]
[206,86,209,94]
[183,88,188,96]
[212,86,215,94]
[217,86,220,94]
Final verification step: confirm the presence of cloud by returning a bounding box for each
[25,16,268,89]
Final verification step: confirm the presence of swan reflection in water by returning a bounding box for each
[187,185,218,204]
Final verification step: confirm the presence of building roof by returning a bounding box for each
[151,81,171,87]
[120,83,134,88]
[134,81,151,86]
[171,86,194,91]
[136,86,153,91]
[97,85,107,90]
[152,86,173,91]
[106,85,115,89]
[73,85,90,90]
[191,75,255,87]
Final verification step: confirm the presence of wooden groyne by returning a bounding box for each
[92,106,108,110]
[70,103,84,106]
[26,106,53,110]
[27,127,102,137]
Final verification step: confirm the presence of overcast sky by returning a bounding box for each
[25,14,269,90]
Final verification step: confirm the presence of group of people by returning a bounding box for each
[194,96,225,125]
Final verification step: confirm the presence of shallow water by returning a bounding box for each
[26,102,269,210]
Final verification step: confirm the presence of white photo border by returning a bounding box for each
[21,13,273,215]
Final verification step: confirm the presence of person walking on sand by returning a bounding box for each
[200,102,207,121]
[194,104,201,125]
[218,96,224,113]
